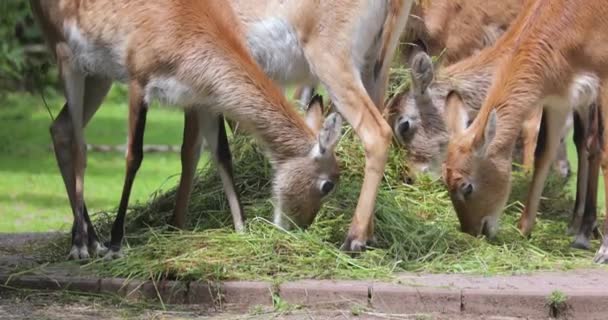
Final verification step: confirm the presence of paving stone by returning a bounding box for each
[219,281,274,311]
[462,289,549,318]
[279,280,370,308]
[188,281,221,306]
[139,280,188,304]
[371,283,461,314]
[561,291,608,320]
[99,278,142,297]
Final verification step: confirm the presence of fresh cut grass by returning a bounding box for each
[12,66,607,282]
[39,128,603,282]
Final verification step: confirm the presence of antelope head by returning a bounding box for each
[443,110,510,238]
[273,95,342,229]
[387,51,468,179]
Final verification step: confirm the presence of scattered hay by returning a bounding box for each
[45,129,595,282]
[40,67,600,282]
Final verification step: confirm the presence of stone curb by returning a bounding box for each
[1,273,607,319]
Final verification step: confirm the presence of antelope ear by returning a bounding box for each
[474,110,497,157]
[305,94,324,132]
[384,92,405,122]
[444,91,468,136]
[314,112,343,157]
[410,51,434,95]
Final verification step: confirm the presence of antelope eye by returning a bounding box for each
[320,180,335,196]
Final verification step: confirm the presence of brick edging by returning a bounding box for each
[1,274,607,318]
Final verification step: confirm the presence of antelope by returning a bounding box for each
[442,0,608,262]
[386,0,572,180]
[30,0,345,259]
[397,0,523,66]
[386,51,572,179]
[171,0,415,253]
[32,0,414,258]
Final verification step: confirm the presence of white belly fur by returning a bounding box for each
[543,73,599,111]
[351,1,388,70]
[144,76,217,108]
[543,72,599,130]
[246,17,313,86]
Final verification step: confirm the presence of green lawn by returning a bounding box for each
[0,87,187,232]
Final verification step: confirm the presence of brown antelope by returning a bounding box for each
[171,0,415,253]
[386,51,572,179]
[442,0,608,261]
[30,0,346,259]
[32,0,414,258]
[386,0,571,180]
[293,0,524,106]
[398,0,523,66]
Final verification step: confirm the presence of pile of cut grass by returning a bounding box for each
[39,125,600,282]
[38,66,602,282]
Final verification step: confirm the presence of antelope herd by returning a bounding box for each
[28,0,608,265]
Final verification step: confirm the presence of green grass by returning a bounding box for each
[0,86,187,232]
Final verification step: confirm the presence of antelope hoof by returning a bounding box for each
[68,245,90,260]
[103,248,124,260]
[566,217,582,236]
[593,226,601,239]
[570,234,591,250]
[340,236,367,255]
[517,219,534,238]
[91,241,109,257]
[366,236,378,247]
[593,243,608,264]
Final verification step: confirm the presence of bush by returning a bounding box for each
[0,1,55,96]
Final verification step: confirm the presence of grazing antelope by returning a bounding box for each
[442,0,608,261]
[386,0,571,179]
[30,0,344,259]
[170,0,415,252]
[386,50,572,179]
[291,0,523,109]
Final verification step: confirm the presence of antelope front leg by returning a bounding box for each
[571,142,600,250]
[594,88,608,263]
[518,106,569,236]
[172,110,244,231]
[205,115,244,232]
[50,75,112,258]
[342,104,391,252]
[311,65,391,252]
[567,110,591,235]
[56,43,90,260]
[105,81,148,259]
[172,110,204,229]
